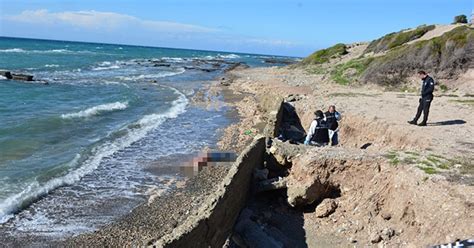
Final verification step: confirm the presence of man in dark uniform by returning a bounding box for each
[408,71,435,126]
[304,110,329,146]
[325,105,341,146]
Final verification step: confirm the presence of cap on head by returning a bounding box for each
[314,110,324,119]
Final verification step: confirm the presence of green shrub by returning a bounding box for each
[330,58,374,85]
[361,26,473,87]
[306,66,327,74]
[388,25,435,49]
[365,25,436,53]
[301,43,348,65]
[439,84,448,92]
[453,15,468,24]
[417,166,438,174]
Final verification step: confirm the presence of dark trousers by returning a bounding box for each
[413,98,432,123]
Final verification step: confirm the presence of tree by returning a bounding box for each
[453,14,468,24]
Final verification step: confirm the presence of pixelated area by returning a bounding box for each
[180,151,237,177]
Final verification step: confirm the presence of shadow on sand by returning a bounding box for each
[428,119,466,126]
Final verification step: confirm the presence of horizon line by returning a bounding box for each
[0,35,302,58]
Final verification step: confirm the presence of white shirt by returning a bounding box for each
[305,112,341,143]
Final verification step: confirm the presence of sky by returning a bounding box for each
[0,0,472,57]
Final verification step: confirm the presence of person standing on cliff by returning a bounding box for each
[408,71,435,126]
[325,105,341,145]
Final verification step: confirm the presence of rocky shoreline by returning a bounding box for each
[0,59,250,247]
[67,63,473,247]
[6,60,473,247]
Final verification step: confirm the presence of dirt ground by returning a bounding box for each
[216,65,474,247]
[222,66,474,171]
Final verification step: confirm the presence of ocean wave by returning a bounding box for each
[0,48,96,55]
[117,68,185,81]
[50,49,68,53]
[92,65,120,71]
[102,81,130,88]
[98,61,112,66]
[61,101,129,119]
[45,64,60,68]
[161,57,185,62]
[0,48,26,53]
[0,154,82,224]
[0,88,188,224]
[196,54,240,60]
[218,54,240,59]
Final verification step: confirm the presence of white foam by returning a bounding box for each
[0,48,26,53]
[0,154,81,224]
[218,54,240,59]
[92,65,120,71]
[98,61,112,66]
[50,49,68,53]
[0,48,95,55]
[117,68,185,81]
[61,101,128,119]
[102,81,130,88]
[0,75,7,80]
[0,89,188,224]
[45,64,60,68]
[161,57,184,62]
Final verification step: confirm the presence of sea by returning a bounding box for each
[0,37,295,240]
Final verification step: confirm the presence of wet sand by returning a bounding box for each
[64,78,245,246]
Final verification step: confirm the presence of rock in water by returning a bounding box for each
[0,70,12,79]
[12,73,34,81]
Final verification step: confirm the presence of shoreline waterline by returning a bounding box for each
[0,37,299,245]
[0,67,250,247]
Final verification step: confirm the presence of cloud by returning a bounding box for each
[3,9,304,55]
[5,9,218,33]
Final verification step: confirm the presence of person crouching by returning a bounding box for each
[304,110,329,146]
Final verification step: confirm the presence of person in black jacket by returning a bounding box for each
[408,71,435,126]
[304,110,329,146]
[325,105,341,146]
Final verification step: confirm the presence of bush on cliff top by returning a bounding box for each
[453,14,468,24]
[301,43,348,65]
[362,25,474,86]
[364,25,436,54]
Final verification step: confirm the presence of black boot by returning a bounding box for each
[407,120,417,125]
